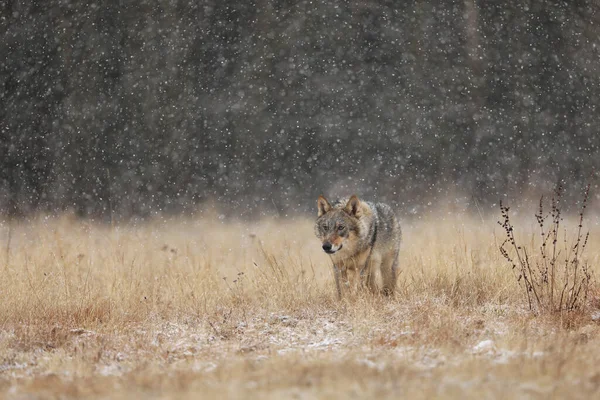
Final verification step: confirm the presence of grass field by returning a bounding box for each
[2,209,600,399]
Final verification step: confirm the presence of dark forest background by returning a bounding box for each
[1,1,599,219]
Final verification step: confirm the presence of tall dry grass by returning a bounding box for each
[1,211,600,399]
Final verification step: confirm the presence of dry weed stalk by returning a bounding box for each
[498,184,592,313]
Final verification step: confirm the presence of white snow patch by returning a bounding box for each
[192,361,217,373]
[357,358,386,371]
[0,363,27,373]
[277,348,298,355]
[493,349,518,364]
[472,339,496,354]
[97,364,123,377]
[307,337,342,349]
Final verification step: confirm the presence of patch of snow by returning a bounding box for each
[472,339,495,354]
[69,328,96,337]
[519,382,551,395]
[192,361,217,373]
[97,364,123,377]
[307,337,341,349]
[493,349,518,364]
[0,363,27,373]
[277,348,298,355]
[357,358,385,371]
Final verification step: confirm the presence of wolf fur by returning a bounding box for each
[314,195,402,298]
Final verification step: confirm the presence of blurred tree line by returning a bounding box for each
[1,0,599,219]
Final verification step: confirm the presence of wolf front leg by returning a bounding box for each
[359,263,371,291]
[360,246,375,280]
[360,251,380,293]
[381,249,400,296]
[333,264,342,299]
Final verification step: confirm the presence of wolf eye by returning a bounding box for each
[337,225,345,231]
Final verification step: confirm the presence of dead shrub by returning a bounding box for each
[498,184,593,314]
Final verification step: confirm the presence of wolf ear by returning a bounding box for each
[317,195,331,217]
[344,195,361,217]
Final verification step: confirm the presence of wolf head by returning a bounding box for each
[314,195,363,255]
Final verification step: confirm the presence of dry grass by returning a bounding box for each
[2,211,600,399]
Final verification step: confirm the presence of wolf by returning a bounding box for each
[314,195,402,298]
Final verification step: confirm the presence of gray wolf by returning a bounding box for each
[314,195,402,298]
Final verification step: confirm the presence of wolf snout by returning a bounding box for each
[322,242,342,254]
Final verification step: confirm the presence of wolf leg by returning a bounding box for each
[360,248,375,289]
[333,264,342,299]
[368,264,379,294]
[340,268,350,290]
[362,254,381,294]
[381,250,400,296]
[359,263,370,290]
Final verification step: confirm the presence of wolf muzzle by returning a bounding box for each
[322,242,342,254]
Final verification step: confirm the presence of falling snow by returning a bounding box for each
[1,2,599,219]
